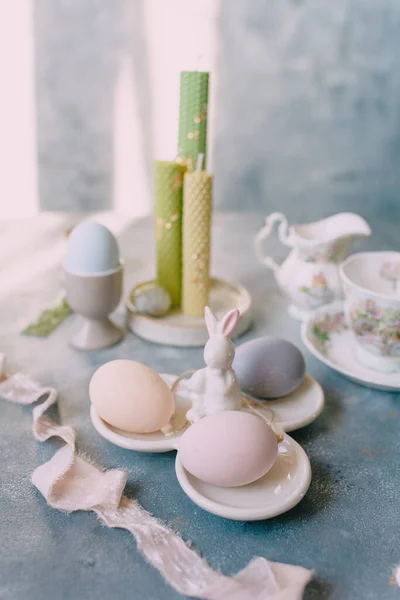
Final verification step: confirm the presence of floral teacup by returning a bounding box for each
[339,252,400,373]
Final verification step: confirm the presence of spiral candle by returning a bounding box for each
[154,161,186,306]
[182,170,213,316]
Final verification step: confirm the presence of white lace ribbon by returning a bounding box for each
[0,354,313,600]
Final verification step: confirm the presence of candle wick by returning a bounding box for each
[196,53,204,71]
[196,153,204,172]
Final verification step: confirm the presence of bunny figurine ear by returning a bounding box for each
[219,308,240,338]
[204,306,218,335]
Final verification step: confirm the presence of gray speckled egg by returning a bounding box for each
[233,337,305,399]
[132,284,171,317]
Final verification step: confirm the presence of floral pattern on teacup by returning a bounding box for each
[311,311,347,352]
[380,261,400,291]
[348,298,400,357]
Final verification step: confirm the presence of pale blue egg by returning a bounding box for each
[64,221,120,274]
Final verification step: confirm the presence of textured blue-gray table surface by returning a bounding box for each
[0,212,399,600]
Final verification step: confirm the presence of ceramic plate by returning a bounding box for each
[248,374,324,433]
[126,278,252,347]
[90,404,185,453]
[175,434,311,521]
[301,302,400,391]
[90,373,324,453]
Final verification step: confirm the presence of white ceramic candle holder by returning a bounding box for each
[126,278,252,347]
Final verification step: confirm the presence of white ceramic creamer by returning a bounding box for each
[254,212,371,320]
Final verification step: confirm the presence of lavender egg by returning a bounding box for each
[233,337,305,399]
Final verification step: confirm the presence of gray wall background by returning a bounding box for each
[35,0,400,220]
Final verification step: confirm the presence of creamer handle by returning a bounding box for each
[254,212,289,273]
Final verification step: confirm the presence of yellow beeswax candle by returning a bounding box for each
[182,168,213,316]
[154,161,186,306]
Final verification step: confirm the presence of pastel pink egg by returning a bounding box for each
[178,411,278,488]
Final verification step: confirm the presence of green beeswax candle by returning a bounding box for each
[177,71,209,172]
[154,161,186,306]
[182,170,213,317]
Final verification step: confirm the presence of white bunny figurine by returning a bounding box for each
[186,307,243,423]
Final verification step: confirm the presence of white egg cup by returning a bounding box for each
[65,264,124,350]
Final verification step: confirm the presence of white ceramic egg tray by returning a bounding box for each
[90,372,323,521]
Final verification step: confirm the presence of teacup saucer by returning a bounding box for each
[90,373,325,452]
[301,302,400,391]
[175,435,311,521]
